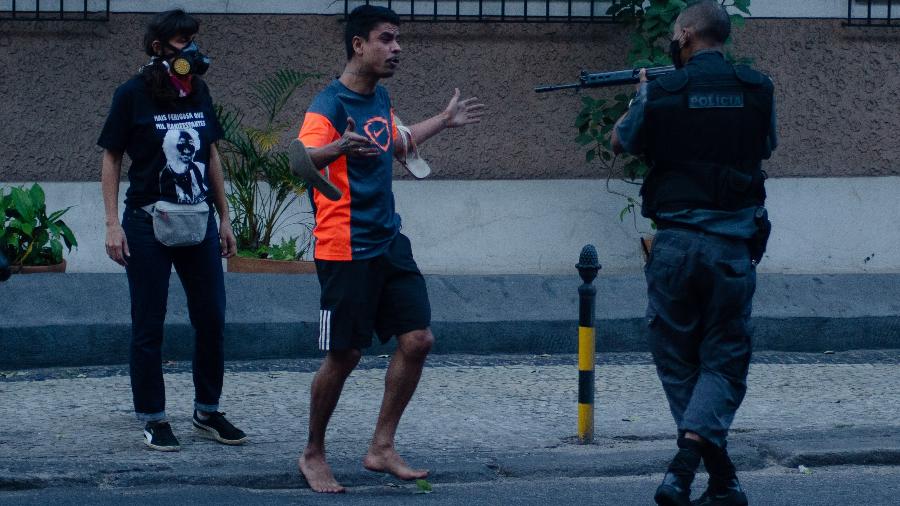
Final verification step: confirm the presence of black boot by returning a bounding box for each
[655,437,704,506]
[692,443,748,506]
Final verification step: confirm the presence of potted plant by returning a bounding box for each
[575,0,752,261]
[216,69,320,273]
[0,183,77,274]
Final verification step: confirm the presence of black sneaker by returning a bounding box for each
[144,421,180,452]
[193,411,247,445]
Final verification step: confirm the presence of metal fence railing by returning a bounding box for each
[845,0,896,27]
[0,0,110,22]
[343,0,619,23]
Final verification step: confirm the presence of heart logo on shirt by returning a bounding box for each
[363,117,392,152]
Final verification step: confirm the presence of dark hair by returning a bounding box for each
[679,0,731,44]
[143,9,200,57]
[140,9,201,105]
[344,5,400,60]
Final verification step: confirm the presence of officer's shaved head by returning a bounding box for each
[676,0,731,44]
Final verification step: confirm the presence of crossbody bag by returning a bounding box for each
[141,200,210,247]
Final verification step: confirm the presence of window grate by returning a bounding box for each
[0,0,110,22]
[844,0,897,27]
[343,0,618,23]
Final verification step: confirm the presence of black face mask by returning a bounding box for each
[669,39,684,69]
[168,42,210,76]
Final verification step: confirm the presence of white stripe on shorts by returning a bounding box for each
[325,310,331,350]
[319,310,332,351]
[319,310,325,350]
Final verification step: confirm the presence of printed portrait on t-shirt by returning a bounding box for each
[159,128,208,204]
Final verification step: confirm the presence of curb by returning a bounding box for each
[3,432,900,491]
[2,273,900,368]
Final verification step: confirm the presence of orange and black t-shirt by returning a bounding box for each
[299,80,401,261]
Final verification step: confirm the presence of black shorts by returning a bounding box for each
[315,233,431,351]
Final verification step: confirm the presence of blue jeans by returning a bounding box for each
[645,227,756,448]
[122,206,225,422]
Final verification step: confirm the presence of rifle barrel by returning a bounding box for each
[534,65,676,93]
[534,82,582,93]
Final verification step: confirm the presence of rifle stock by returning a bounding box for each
[535,65,676,93]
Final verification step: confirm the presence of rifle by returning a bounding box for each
[534,65,675,93]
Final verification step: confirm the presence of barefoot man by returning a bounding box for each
[294,5,484,493]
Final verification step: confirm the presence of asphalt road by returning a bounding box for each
[4,465,900,505]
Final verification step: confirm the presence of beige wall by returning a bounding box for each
[1,15,898,182]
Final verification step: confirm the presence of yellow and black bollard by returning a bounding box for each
[576,244,600,443]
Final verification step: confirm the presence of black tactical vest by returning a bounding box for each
[640,51,774,219]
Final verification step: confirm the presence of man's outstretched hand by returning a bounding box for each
[339,117,380,158]
[443,88,485,128]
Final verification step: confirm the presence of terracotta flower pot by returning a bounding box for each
[227,256,316,274]
[13,259,67,274]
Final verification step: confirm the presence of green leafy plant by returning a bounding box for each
[575,0,752,222]
[414,479,433,494]
[216,69,320,260]
[0,183,77,266]
[236,235,306,261]
[267,236,302,261]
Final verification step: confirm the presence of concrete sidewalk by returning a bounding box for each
[2,272,900,368]
[2,352,899,491]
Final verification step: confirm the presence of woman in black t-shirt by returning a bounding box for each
[98,9,245,452]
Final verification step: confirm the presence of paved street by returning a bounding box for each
[2,351,899,501]
[5,466,900,505]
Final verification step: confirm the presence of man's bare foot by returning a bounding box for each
[363,446,429,480]
[299,453,346,493]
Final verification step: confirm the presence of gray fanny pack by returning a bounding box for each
[141,201,210,247]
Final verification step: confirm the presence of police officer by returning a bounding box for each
[612,1,777,505]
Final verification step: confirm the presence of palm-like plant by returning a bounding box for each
[216,69,320,259]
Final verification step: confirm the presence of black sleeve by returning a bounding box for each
[97,83,133,152]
